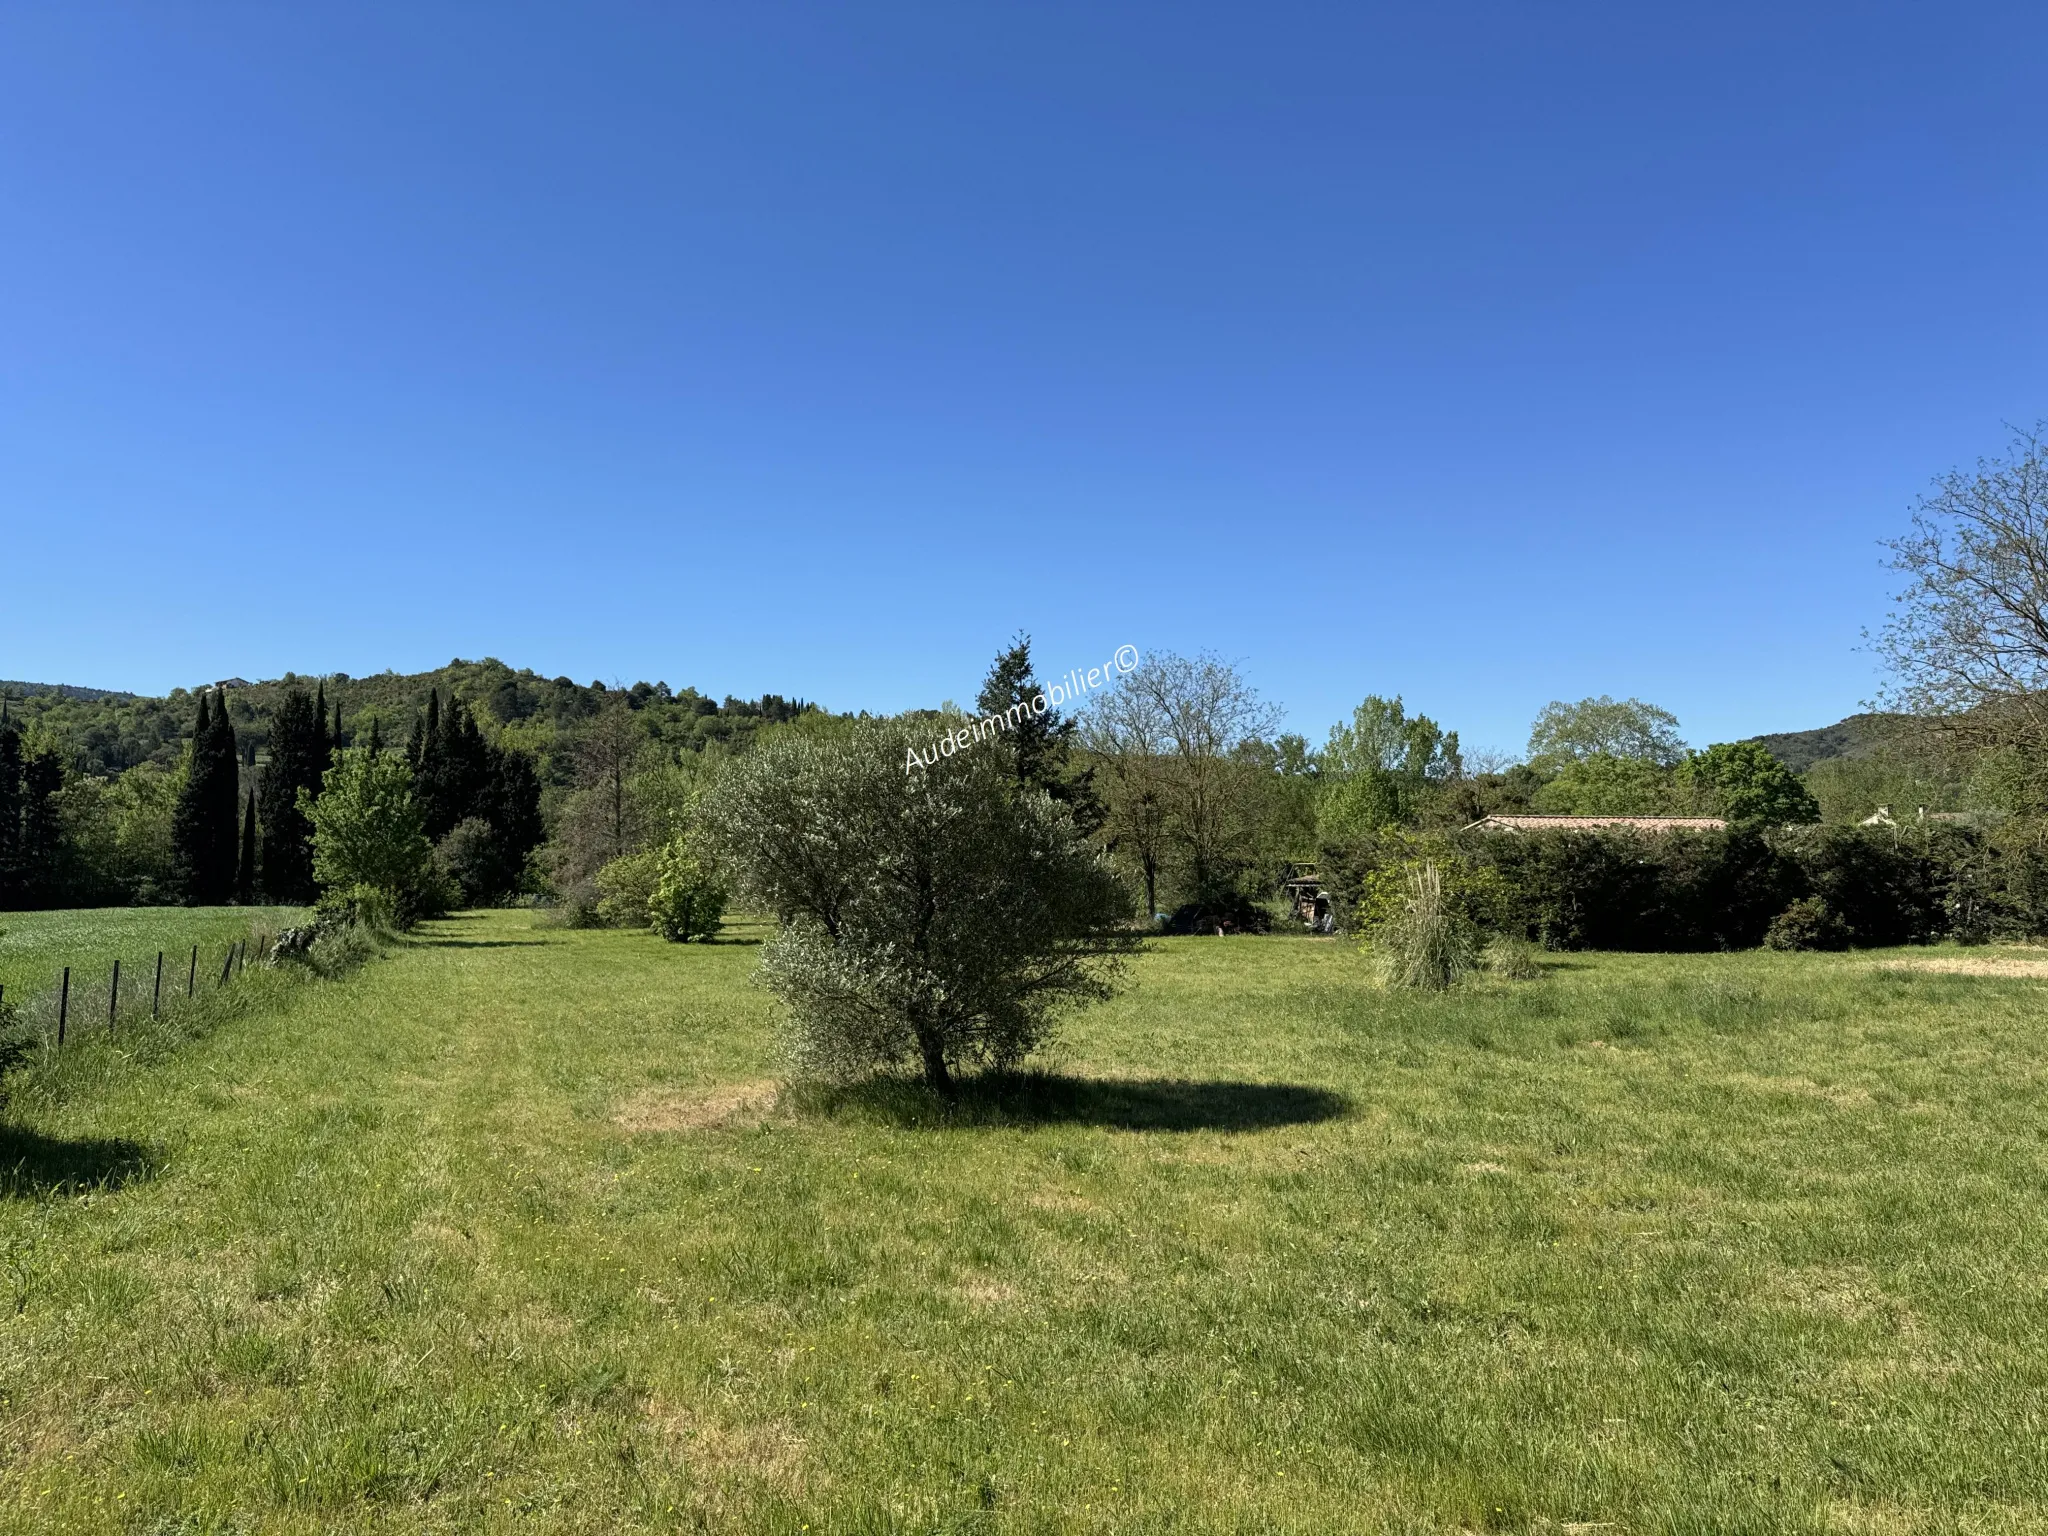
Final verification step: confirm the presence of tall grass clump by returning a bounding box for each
[1370,862,1478,990]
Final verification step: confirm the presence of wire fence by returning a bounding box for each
[0,923,292,1055]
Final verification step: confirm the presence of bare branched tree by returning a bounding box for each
[1081,674,1172,916]
[547,701,658,888]
[1876,424,2048,808]
[1083,652,1281,909]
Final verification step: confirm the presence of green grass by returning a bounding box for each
[0,906,304,1001]
[3,915,2048,1533]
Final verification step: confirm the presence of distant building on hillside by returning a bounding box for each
[1464,814,1728,834]
[1859,805,1980,828]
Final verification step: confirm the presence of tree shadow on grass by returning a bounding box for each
[791,1073,1349,1133]
[412,938,549,949]
[0,1126,159,1198]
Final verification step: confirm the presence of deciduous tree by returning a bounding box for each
[1083,653,1279,913]
[1678,741,1820,826]
[1527,696,1687,772]
[302,747,432,902]
[1876,423,2048,810]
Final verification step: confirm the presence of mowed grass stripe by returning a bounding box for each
[2,914,2046,1532]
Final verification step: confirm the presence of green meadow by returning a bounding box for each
[3,914,2047,1533]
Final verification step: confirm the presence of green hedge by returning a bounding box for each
[1320,822,2048,951]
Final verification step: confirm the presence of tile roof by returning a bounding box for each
[1465,814,1728,833]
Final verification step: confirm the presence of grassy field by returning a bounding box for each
[0,907,305,1002]
[2,915,2047,1533]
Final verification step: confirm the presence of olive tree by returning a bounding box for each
[700,719,1136,1090]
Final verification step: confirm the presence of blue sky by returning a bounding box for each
[3,3,2044,756]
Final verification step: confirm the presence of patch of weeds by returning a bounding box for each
[1682,979,1771,1033]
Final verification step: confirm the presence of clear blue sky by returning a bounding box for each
[3,4,2044,756]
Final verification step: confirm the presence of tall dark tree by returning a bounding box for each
[259,687,326,902]
[462,743,546,900]
[411,691,495,842]
[401,688,544,901]
[0,713,21,907]
[172,691,241,904]
[409,690,440,777]
[237,790,258,905]
[16,741,65,908]
[976,635,1106,834]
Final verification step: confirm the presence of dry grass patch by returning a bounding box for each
[644,1398,810,1493]
[1727,1071,1876,1109]
[1765,1264,1921,1334]
[951,1277,1021,1307]
[613,1078,781,1132]
[1871,955,2048,978]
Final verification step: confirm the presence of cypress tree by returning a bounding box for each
[368,717,383,756]
[259,687,324,902]
[211,693,243,896]
[406,695,429,774]
[420,697,491,842]
[18,743,65,907]
[172,691,241,905]
[0,713,21,908]
[237,789,258,905]
[171,693,213,904]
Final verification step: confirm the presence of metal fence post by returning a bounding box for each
[58,967,69,1047]
[153,951,164,1018]
[109,958,120,1035]
[188,945,198,997]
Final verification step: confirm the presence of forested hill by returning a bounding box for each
[0,679,137,704]
[1747,713,1911,774]
[0,658,818,777]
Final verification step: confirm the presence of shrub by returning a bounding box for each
[1369,862,1477,990]
[1460,827,1802,951]
[647,842,727,942]
[305,921,379,978]
[1763,896,1851,951]
[1162,888,1273,935]
[594,848,663,928]
[434,817,523,907]
[1783,826,1943,947]
[1480,934,1544,979]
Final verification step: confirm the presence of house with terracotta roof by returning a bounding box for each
[1464,814,1728,834]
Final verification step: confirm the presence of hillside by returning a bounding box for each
[1746,711,1910,774]
[1,659,818,777]
[0,678,137,704]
